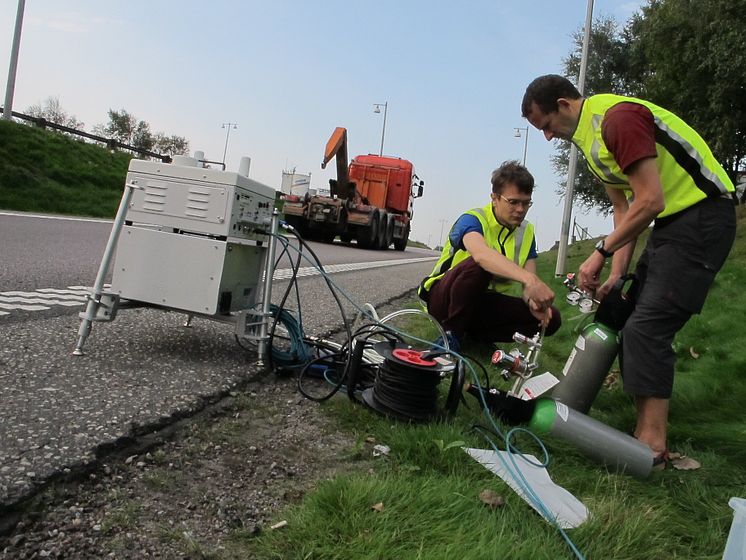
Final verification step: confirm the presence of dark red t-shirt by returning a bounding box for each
[601,102,657,174]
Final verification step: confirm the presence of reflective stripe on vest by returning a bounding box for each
[573,94,734,217]
[418,202,534,297]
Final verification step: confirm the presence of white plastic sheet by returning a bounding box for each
[465,447,589,529]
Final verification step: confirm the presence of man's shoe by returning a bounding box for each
[433,331,460,353]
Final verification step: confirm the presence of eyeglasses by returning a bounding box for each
[498,194,533,208]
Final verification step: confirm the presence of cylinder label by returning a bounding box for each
[594,328,608,341]
[556,402,569,422]
[562,348,577,376]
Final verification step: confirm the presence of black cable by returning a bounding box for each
[457,352,491,411]
[267,233,306,371]
[296,324,399,402]
[367,355,442,422]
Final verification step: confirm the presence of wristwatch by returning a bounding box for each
[595,238,614,259]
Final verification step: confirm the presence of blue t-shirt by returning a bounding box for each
[448,214,538,258]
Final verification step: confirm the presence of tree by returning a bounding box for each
[153,133,190,156]
[132,120,154,153]
[555,0,746,212]
[633,0,746,181]
[25,97,84,130]
[555,15,639,214]
[93,109,137,144]
[94,109,189,158]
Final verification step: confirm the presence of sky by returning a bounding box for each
[1,0,643,251]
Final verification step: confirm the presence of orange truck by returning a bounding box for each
[281,127,424,250]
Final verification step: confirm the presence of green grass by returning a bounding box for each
[240,206,746,560]
[3,119,743,558]
[0,119,132,217]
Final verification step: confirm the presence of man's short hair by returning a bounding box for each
[521,74,582,117]
[491,161,534,195]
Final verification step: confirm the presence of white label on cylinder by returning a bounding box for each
[562,348,577,376]
[575,336,586,351]
[594,328,608,341]
[556,402,569,422]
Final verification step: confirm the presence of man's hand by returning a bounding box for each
[527,298,553,327]
[522,276,555,313]
[596,272,622,301]
[578,250,606,294]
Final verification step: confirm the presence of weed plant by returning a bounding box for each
[240,207,746,560]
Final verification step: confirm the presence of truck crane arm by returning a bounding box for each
[321,127,351,200]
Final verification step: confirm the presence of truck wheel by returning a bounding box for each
[320,231,336,243]
[375,211,388,249]
[394,224,409,251]
[385,215,395,249]
[357,211,379,249]
[284,215,308,238]
[340,233,352,243]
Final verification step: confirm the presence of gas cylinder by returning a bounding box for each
[551,275,639,414]
[529,398,654,478]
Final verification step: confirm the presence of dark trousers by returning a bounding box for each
[620,196,736,398]
[425,257,561,342]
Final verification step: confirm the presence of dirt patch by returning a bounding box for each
[0,374,362,559]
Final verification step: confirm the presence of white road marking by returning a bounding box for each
[0,211,112,224]
[0,257,436,318]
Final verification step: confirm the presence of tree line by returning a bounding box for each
[555,0,746,212]
[24,97,189,158]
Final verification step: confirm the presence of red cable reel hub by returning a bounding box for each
[391,348,438,367]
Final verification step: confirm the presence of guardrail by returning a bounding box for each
[0,107,172,163]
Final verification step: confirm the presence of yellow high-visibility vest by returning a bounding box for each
[418,202,535,298]
[573,94,734,218]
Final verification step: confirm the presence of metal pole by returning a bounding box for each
[221,122,237,165]
[380,102,388,156]
[257,209,280,367]
[3,0,26,120]
[514,127,529,165]
[555,0,594,276]
[522,130,528,166]
[73,182,140,355]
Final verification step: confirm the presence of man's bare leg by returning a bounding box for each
[634,396,669,455]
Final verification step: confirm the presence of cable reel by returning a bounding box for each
[359,340,465,422]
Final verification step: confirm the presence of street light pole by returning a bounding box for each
[3,0,26,121]
[514,126,529,166]
[373,102,388,156]
[438,218,448,248]
[555,0,594,277]
[221,122,237,166]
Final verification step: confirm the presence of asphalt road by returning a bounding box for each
[0,212,438,513]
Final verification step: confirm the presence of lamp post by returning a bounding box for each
[3,0,26,121]
[373,102,388,156]
[555,0,594,277]
[221,122,237,166]
[438,218,448,248]
[514,126,529,166]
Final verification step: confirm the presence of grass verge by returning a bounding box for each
[238,206,746,560]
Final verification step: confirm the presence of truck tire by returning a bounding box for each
[385,215,395,249]
[376,211,389,249]
[320,231,336,243]
[394,224,409,251]
[284,215,308,238]
[357,211,379,249]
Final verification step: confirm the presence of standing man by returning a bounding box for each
[418,161,560,352]
[521,74,736,466]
